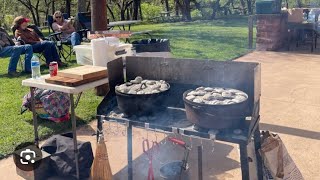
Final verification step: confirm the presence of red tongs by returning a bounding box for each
[167,137,190,172]
[142,139,159,180]
[167,137,187,148]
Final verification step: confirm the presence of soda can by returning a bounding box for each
[49,61,58,77]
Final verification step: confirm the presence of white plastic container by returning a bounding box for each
[74,41,132,66]
[73,45,93,65]
[104,37,120,45]
[91,38,109,66]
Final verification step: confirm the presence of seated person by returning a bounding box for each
[0,27,32,76]
[13,16,65,66]
[52,11,81,46]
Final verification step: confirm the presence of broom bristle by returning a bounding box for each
[91,137,113,180]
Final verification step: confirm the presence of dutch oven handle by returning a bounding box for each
[192,105,217,117]
[192,105,245,119]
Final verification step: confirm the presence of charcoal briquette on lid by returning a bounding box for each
[115,76,169,95]
[186,87,248,105]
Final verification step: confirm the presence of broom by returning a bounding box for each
[91,134,113,180]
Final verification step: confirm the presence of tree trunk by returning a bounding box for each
[36,9,40,26]
[107,5,116,21]
[30,10,38,26]
[133,0,140,20]
[139,3,143,20]
[52,0,55,14]
[78,0,87,12]
[126,2,130,20]
[34,0,40,26]
[211,0,220,20]
[175,0,179,16]
[239,0,247,15]
[165,0,170,15]
[120,9,126,20]
[246,0,252,15]
[87,1,91,12]
[184,0,191,21]
[66,0,71,17]
[17,0,41,26]
[296,0,302,8]
[91,0,107,31]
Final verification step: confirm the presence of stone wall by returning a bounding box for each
[256,13,288,51]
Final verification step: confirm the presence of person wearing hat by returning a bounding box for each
[0,27,33,77]
[13,16,65,66]
[52,11,81,46]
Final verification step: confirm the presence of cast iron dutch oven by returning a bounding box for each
[115,83,170,117]
[183,89,249,129]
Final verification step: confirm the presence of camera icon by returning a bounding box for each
[20,149,36,165]
[13,142,43,171]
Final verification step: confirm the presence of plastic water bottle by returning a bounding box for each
[31,55,41,79]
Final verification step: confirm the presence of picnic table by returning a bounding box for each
[22,75,109,180]
[149,14,181,23]
[160,11,171,17]
[108,20,141,31]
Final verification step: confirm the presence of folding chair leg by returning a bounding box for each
[19,57,24,72]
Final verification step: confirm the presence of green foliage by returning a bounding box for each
[141,2,163,20]
[2,15,15,30]
[191,9,202,18]
[108,5,120,21]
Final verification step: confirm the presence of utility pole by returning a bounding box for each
[91,0,109,96]
[91,0,107,31]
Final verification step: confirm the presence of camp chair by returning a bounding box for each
[11,25,62,63]
[77,12,92,30]
[48,13,89,61]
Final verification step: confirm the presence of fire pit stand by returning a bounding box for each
[97,57,263,180]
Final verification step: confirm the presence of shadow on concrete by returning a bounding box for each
[113,138,240,180]
[261,123,320,140]
[24,116,96,140]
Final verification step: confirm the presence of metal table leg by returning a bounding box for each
[127,123,133,180]
[254,126,263,180]
[197,146,203,180]
[30,87,39,147]
[70,94,80,179]
[239,143,250,180]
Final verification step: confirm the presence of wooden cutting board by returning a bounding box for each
[58,65,108,80]
[45,73,107,87]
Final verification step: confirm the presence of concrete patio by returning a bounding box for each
[0,51,319,179]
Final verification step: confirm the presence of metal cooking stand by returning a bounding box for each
[96,101,263,180]
[97,57,263,180]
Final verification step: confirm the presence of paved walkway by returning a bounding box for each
[236,51,320,180]
[1,51,319,179]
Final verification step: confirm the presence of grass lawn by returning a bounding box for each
[0,16,255,158]
[130,16,255,60]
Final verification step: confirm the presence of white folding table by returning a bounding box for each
[22,75,109,179]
